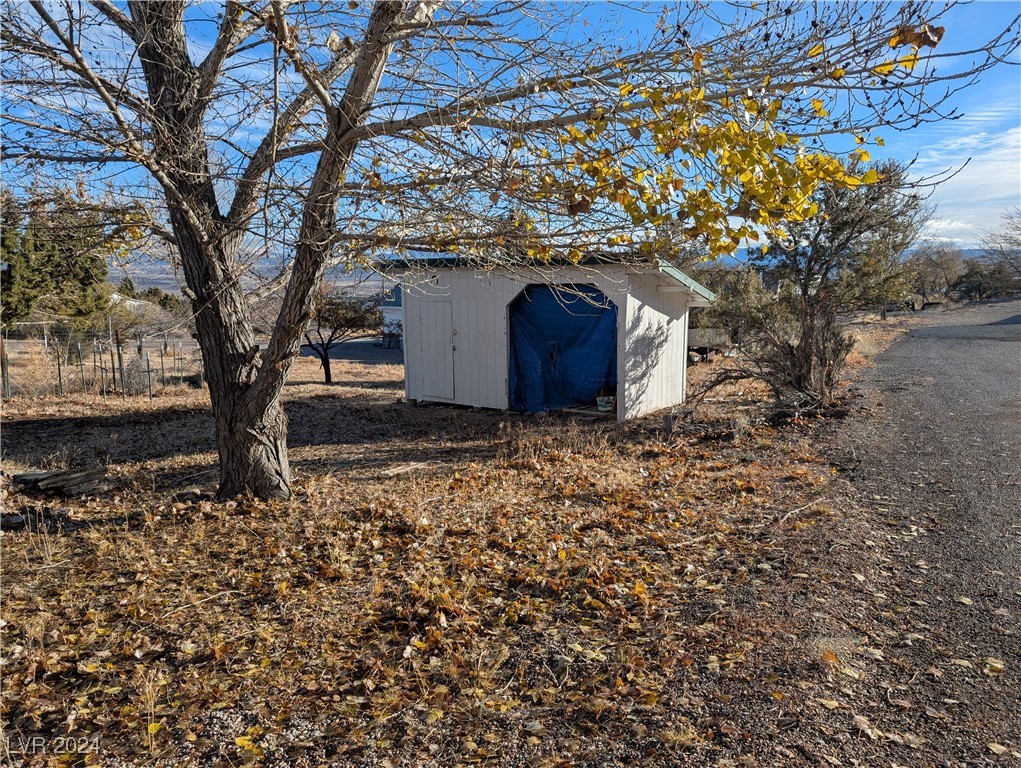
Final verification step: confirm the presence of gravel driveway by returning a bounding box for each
[820,300,1021,766]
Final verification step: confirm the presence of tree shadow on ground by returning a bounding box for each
[1,394,521,486]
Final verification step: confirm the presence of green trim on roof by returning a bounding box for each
[658,264,716,302]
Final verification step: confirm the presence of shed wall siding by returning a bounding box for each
[621,275,689,420]
[404,270,520,408]
[401,266,690,418]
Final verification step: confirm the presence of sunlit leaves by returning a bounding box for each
[549,78,874,259]
[874,60,897,76]
[898,51,920,72]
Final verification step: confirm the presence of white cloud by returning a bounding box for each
[915,126,1020,246]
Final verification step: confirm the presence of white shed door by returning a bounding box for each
[418,301,455,398]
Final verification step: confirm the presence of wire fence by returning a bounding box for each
[0,327,205,402]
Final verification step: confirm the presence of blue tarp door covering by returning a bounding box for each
[508,284,617,413]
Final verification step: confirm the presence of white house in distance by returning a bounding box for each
[382,255,714,421]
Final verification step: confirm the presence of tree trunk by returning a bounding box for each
[215,391,290,499]
[322,353,333,385]
[128,0,404,500]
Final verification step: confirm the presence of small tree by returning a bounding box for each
[906,243,966,297]
[303,290,382,384]
[982,207,1021,280]
[952,258,1020,300]
[117,275,137,298]
[703,160,928,409]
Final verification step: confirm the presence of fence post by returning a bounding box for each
[56,345,64,396]
[77,342,88,400]
[1,335,11,400]
[116,330,126,400]
[159,346,166,389]
[100,364,108,402]
[109,343,117,391]
[145,352,154,401]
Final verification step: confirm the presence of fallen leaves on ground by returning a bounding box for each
[0,365,842,766]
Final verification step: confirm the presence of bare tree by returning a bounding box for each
[982,207,1021,279]
[2,1,1017,498]
[303,290,382,384]
[906,242,966,297]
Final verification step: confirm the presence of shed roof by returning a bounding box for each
[377,253,715,304]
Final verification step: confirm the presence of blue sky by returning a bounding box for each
[866,1,1020,246]
[7,0,1017,295]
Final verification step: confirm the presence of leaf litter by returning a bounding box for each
[2,343,1014,766]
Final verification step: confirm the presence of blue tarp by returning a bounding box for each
[508,284,617,413]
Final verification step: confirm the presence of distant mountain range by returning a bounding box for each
[117,247,991,294]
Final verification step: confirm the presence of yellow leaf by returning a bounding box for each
[811,99,828,118]
[830,67,846,81]
[899,51,919,72]
[875,136,885,147]
[874,60,896,76]
[856,150,871,162]
[808,42,825,57]
[427,709,445,723]
[988,743,1008,755]
[692,51,704,71]
[619,83,633,97]
[148,722,162,735]
[860,168,879,185]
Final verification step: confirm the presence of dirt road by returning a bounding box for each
[822,300,1020,765]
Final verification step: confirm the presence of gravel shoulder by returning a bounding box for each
[814,300,1021,766]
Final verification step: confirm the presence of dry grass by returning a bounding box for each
[1,339,203,401]
[1,354,861,766]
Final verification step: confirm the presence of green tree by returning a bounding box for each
[704,160,929,408]
[1,190,49,326]
[303,289,383,384]
[953,258,1020,300]
[118,275,137,298]
[1,187,139,328]
[139,286,191,315]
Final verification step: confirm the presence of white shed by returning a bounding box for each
[388,257,714,421]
